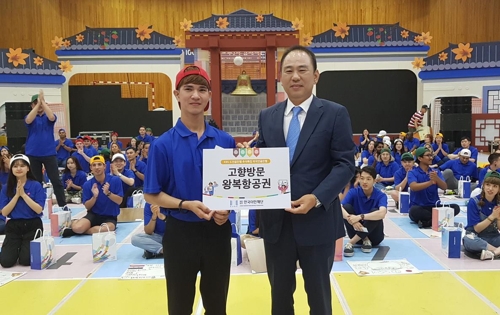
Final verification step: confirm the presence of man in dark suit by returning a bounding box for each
[256,45,356,315]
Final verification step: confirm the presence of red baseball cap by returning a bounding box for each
[83,135,92,141]
[175,66,211,112]
[75,139,83,144]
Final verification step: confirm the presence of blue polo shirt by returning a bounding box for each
[359,150,373,166]
[375,161,399,186]
[432,155,441,165]
[0,214,5,222]
[107,141,123,150]
[144,203,166,235]
[126,159,147,187]
[112,169,135,194]
[478,166,500,186]
[143,119,236,222]
[439,159,477,180]
[394,167,412,191]
[247,210,259,235]
[0,180,45,219]
[55,139,74,162]
[404,138,420,152]
[72,151,90,173]
[61,170,87,192]
[394,152,402,165]
[137,134,154,143]
[341,186,388,215]
[466,197,497,232]
[408,166,444,207]
[432,143,449,159]
[25,113,57,157]
[82,174,123,217]
[452,146,478,162]
[0,171,8,186]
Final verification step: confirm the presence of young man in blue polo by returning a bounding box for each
[389,152,415,205]
[341,166,388,256]
[55,128,74,167]
[439,148,478,190]
[144,65,235,315]
[131,203,165,259]
[408,147,461,228]
[62,155,123,237]
[25,90,67,208]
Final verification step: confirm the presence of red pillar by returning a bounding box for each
[266,36,277,107]
[209,46,222,129]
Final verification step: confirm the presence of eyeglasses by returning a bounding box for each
[422,154,433,157]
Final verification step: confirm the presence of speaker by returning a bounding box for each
[441,105,454,114]
[440,113,471,131]
[7,137,26,154]
[440,98,454,106]
[4,102,32,137]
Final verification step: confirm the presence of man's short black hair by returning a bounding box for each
[280,45,317,72]
[360,166,377,180]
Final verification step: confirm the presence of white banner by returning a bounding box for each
[203,147,291,210]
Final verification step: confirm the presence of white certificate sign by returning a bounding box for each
[203,147,291,210]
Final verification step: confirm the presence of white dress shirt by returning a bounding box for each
[283,94,314,141]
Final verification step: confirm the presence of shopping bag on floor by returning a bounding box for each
[398,188,410,214]
[432,202,455,232]
[50,210,71,237]
[30,229,56,270]
[442,225,462,258]
[92,223,117,263]
[458,176,471,198]
[245,237,267,273]
[231,224,242,266]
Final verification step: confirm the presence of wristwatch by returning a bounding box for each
[314,195,322,208]
[361,214,365,221]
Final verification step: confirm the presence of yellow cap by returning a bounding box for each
[435,133,444,138]
[400,132,407,136]
[90,155,105,164]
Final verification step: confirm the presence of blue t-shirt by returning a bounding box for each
[432,143,449,159]
[393,152,403,165]
[404,138,420,152]
[137,134,154,143]
[466,197,497,231]
[0,171,8,186]
[143,119,236,222]
[452,146,479,162]
[112,169,135,194]
[439,159,477,180]
[82,174,123,217]
[408,166,444,207]
[107,141,123,150]
[247,210,259,235]
[432,155,441,165]
[144,203,166,236]
[375,161,400,186]
[359,150,373,166]
[478,166,500,187]
[341,186,388,214]
[61,170,88,192]
[25,113,57,157]
[85,146,98,158]
[72,151,90,173]
[394,167,411,191]
[55,139,74,161]
[0,180,45,219]
[126,160,147,187]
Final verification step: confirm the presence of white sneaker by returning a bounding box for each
[343,243,354,257]
[480,250,495,261]
[361,239,372,253]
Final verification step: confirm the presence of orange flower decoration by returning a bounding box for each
[173,35,183,47]
[414,35,423,43]
[438,52,448,61]
[51,36,63,49]
[6,48,29,67]
[401,30,409,39]
[180,18,193,31]
[135,25,153,41]
[62,40,71,48]
[76,34,84,43]
[301,33,313,46]
[332,22,350,39]
[412,57,426,69]
[59,60,73,73]
[33,56,44,66]
[421,31,432,45]
[452,43,473,62]
[291,18,304,31]
[256,15,264,23]
[216,17,229,29]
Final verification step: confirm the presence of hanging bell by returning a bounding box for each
[231,70,257,96]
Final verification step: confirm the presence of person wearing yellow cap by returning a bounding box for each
[398,132,407,142]
[61,155,123,238]
[432,132,449,160]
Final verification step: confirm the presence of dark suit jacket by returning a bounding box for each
[257,96,356,247]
